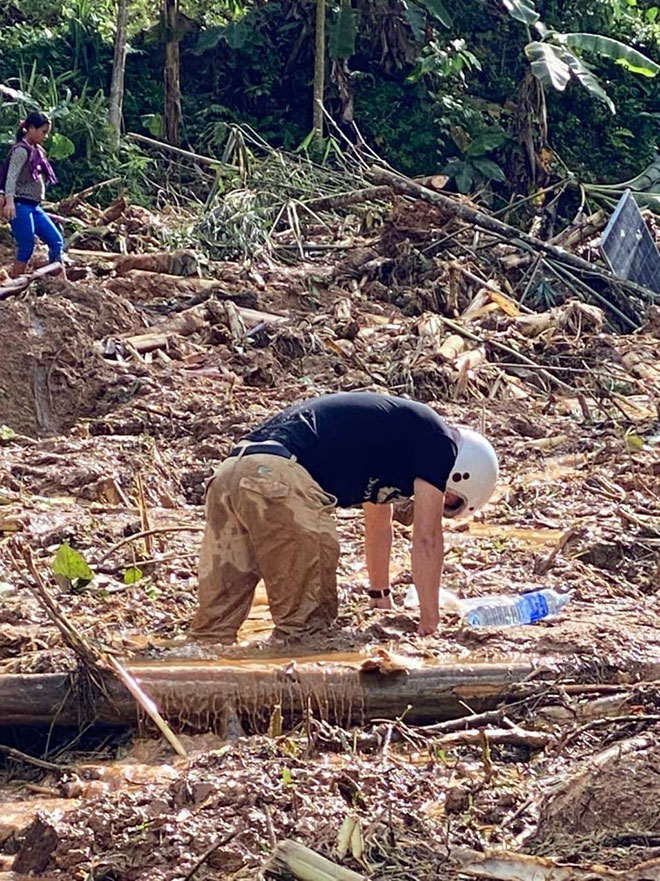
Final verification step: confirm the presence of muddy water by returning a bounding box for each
[0,757,188,879]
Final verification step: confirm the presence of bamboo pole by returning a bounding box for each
[270,840,365,881]
[313,0,326,146]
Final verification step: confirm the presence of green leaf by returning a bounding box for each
[564,33,660,77]
[329,0,358,60]
[501,0,539,25]
[561,47,616,113]
[124,567,143,585]
[52,543,94,584]
[191,25,224,55]
[0,425,16,444]
[647,7,659,23]
[415,0,452,28]
[626,433,645,451]
[466,130,507,156]
[455,162,474,193]
[281,767,294,785]
[48,133,75,160]
[402,0,426,42]
[525,41,571,91]
[141,113,163,138]
[472,157,507,181]
[224,20,249,50]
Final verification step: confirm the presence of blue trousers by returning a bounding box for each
[10,201,64,264]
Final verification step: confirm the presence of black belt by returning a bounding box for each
[228,442,293,460]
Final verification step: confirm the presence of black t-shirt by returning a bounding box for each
[244,392,459,508]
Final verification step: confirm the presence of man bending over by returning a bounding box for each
[190,392,498,642]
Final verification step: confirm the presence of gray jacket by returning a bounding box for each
[3,145,45,203]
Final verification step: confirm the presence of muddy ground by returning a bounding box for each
[1,197,660,880]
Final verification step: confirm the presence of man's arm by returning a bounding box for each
[362,501,393,609]
[412,477,445,635]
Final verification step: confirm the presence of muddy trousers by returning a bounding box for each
[190,454,340,642]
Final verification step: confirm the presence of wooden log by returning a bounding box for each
[2,658,660,732]
[112,300,287,355]
[0,659,542,729]
[438,334,466,361]
[114,250,201,277]
[269,840,365,881]
[452,847,660,881]
[550,209,607,249]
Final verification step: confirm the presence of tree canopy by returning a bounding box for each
[1,0,659,201]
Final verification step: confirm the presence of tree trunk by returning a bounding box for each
[108,0,130,148]
[313,0,326,146]
[4,657,656,733]
[163,0,181,146]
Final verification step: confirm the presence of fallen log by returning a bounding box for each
[452,847,660,881]
[109,300,287,356]
[0,659,544,730]
[2,658,660,733]
[114,249,201,277]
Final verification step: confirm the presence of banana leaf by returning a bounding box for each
[524,42,571,91]
[561,47,615,113]
[563,33,660,77]
[329,0,358,60]
[502,0,539,25]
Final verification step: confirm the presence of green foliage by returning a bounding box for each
[124,567,143,585]
[52,542,94,591]
[563,32,660,77]
[416,0,452,30]
[49,132,76,159]
[525,29,659,113]
[0,425,16,443]
[501,0,539,26]
[329,0,358,60]
[444,126,508,192]
[525,41,572,91]
[1,0,659,204]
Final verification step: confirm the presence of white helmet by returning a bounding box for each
[444,427,498,519]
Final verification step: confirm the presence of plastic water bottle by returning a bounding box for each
[404,585,463,613]
[463,589,572,628]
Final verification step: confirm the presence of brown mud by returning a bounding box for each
[1,196,660,878]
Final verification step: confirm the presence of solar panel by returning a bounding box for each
[600,189,660,294]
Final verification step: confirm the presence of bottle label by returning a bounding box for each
[523,592,549,622]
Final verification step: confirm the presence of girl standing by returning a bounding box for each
[0,111,65,278]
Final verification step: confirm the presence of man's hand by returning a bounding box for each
[363,501,394,610]
[412,478,446,636]
[3,196,16,221]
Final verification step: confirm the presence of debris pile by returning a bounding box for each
[1,139,660,879]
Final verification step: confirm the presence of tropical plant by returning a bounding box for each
[525,27,660,113]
